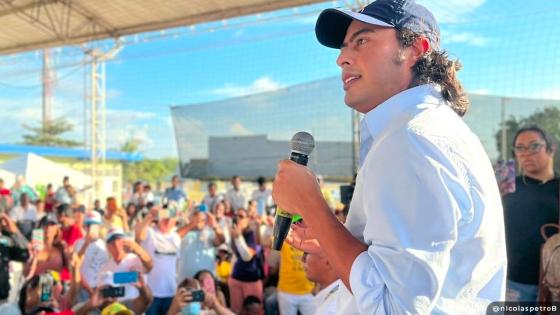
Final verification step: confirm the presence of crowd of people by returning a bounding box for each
[0,173,343,315]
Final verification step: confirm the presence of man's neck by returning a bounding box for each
[526,169,555,183]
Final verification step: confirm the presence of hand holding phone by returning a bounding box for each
[101,286,125,298]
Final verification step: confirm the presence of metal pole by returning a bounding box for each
[501,97,507,160]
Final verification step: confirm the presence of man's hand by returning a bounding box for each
[122,239,141,254]
[207,212,218,229]
[0,213,18,234]
[272,160,323,217]
[286,222,322,254]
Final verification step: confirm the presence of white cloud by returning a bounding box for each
[211,76,283,98]
[443,31,490,46]
[230,122,253,136]
[531,87,560,100]
[417,0,486,23]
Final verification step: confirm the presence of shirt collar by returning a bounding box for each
[361,84,444,143]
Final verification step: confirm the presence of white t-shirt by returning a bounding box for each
[9,204,38,222]
[142,227,181,298]
[225,188,247,212]
[251,188,273,215]
[100,253,146,300]
[74,238,109,288]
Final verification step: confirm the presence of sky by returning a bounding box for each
[0,0,560,159]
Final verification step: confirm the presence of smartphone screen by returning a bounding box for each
[40,274,53,302]
[101,286,126,298]
[113,271,138,284]
[32,228,44,251]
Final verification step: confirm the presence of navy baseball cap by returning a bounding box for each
[315,0,440,50]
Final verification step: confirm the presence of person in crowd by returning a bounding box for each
[44,183,56,213]
[251,177,273,216]
[129,181,146,210]
[58,204,84,252]
[215,244,233,306]
[0,178,13,213]
[167,278,235,315]
[125,202,140,228]
[35,199,46,222]
[164,175,188,210]
[302,249,339,315]
[203,182,223,213]
[92,199,104,217]
[177,210,225,281]
[74,211,109,302]
[195,269,227,308]
[503,126,559,302]
[72,270,153,315]
[25,213,68,279]
[135,206,181,315]
[0,213,29,304]
[11,176,38,206]
[272,0,506,313]
[102,197,128,235]
[222,199,234,218]
[55,176,73,206]
[229,209,264,314]
[143,184,155,204]
[274,242,315,315]
[212,200,232,245]
[240,296,264,315]
[99,227,153,301]
[225,176,247,212]
[9,193,38,239]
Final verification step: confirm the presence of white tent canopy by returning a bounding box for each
[0,153,92,192]
[0,168,16,186]
[0,0,326,55]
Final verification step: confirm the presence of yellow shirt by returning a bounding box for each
[216,260,232,283]
[278,244,314,295]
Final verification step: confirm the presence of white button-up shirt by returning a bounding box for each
[315,280,340,315]
[336,84,507,314]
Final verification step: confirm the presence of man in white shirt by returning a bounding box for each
[202,182,224,212]
[251,176,273,216]
[303,250,339,315]
[272,0,507,314]
[100,227,153,301]
[74,211,109,302]
[225,175,248,212]
[135,206,181,315]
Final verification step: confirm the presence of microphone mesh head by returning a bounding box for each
[291,131,315,155]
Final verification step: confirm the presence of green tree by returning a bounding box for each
[494,106,560,170]
[119,137,177,183]
[21,117,81,147]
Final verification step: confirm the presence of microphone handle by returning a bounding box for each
[271,152,309,250]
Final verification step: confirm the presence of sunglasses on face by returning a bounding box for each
[513,142,545,155]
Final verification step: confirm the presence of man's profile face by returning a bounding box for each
[337,21,413,114]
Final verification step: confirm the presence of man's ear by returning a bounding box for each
[407,37,430,66]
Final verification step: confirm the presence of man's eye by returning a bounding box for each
[357,38,367,46]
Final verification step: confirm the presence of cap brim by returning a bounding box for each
[315,8,393,49]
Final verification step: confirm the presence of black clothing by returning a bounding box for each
[503,175,559,284]
[0,230,30,299]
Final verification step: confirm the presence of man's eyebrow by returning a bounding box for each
[340,28,375,48]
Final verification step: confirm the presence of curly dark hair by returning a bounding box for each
[396,29,469,117]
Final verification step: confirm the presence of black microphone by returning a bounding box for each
[272,131,315,251]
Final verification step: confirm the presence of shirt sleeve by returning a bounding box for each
[347,132,467,314]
